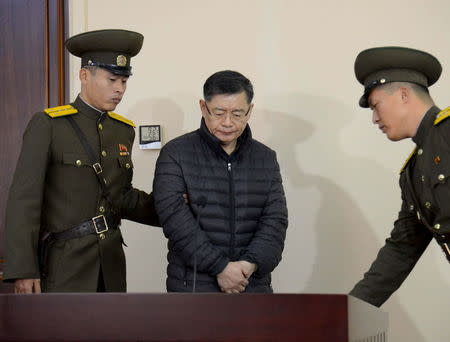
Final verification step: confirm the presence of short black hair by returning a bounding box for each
[203,70,254,103]
[83,65,99,74]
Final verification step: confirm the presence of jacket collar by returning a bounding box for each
[412,105,440,146]
[198,118,252,160]
[72,95,105,120]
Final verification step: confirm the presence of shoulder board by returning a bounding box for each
[107,111,136,127]
[400,147,417,174]
[434,107,450,125]
[44,104,78,118]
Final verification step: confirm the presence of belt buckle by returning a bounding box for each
[92,215,108,234]
[93,163,103,174]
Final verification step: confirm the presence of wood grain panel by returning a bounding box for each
[0,0,67,286]
[0,293,349,341]
[0,0,47,262]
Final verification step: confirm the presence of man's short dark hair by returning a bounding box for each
[381,82,434,105]
[203,70,254,103]
[82,65,99,75]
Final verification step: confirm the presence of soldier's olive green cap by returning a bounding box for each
[355,46,442,108]
[65,29,144,76]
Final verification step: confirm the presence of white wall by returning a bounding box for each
[68,1,450,341]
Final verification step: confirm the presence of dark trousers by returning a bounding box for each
[97,267,105,292]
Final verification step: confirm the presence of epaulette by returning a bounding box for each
[107,111,136,127]
[400,147,417,174]
[44,104,78,118]
[434,107,450,125]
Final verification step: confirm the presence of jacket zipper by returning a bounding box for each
[227,161,236,258]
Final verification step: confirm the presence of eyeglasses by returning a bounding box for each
[205,103,251,122]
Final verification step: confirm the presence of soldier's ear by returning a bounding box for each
[399,86,410,103]
[79,68,88,83]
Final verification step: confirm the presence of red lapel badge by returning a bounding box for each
[119,144,129,156]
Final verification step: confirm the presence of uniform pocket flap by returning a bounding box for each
[117,156,133,169]
[63,152,90,166]
[430,163,450,187]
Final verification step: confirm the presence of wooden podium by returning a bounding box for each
[0,293,387,342]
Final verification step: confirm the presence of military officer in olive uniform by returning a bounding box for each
[349,46,450,307]
[3,29,159,293]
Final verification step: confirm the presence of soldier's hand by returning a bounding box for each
[14,278,41,294]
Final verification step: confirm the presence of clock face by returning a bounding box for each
[140,125,161,144]
[139,125,162,150]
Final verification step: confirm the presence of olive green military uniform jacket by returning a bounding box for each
[350,106,450,307]
[4,96,158,292]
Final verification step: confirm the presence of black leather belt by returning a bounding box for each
[50,215,120,241]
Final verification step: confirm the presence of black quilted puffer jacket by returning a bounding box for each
[153,118,288,292]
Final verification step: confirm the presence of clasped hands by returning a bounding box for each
[14,278,41,293]
[217,260,256,294]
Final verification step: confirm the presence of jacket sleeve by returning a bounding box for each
[121,189,160,227]
[153,144,229,276]
[239,153,288,276]
[119,128,160,227]
[349,198,432,307]
[4,113,52,281]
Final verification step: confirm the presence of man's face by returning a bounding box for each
[80,68,128,111]
[200,91,253,152]
[368,87,409,141]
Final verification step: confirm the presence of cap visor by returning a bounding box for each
[100,66,132,76]
[359,94,369,108]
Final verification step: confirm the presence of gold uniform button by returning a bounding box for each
[421,175,425,182]
[101,150,107,157]
[99,206,105,213]
[409,204,414,211]
[417,148,423,155]
[425,202,432,209]
[434,223,441,230]
[76,160,82,166]
[438,174,445,181]
[99,233,106,240]
[125,163,131,169]
[98,123,103,130]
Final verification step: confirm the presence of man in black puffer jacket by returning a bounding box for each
[153,70,288,293]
